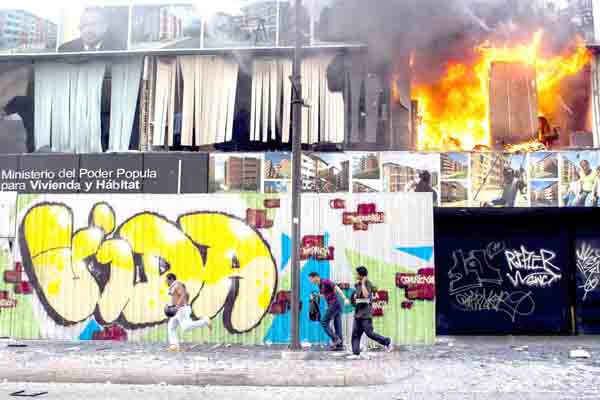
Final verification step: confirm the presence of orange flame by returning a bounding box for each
[412,30,592,151]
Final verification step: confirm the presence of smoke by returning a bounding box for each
[322,0,579,71]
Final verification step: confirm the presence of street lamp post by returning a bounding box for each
[289,0,303,351]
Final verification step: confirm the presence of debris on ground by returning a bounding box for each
[569,349,591,359]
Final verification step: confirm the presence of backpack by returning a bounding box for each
[309,292,321,322]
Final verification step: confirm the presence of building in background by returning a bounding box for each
[353,181,378,193]
[562,157,580,184]
[234,1,278,44]
[441,153,468,178]
[383,162,439,192]
[531,181,559,205]
[133,6,184,43]
[0,10,57,51]
[225,156,261,191]
[531,153,559,178]
[442,181,468,203]
[471,153,509,191]
[383,162,418,192]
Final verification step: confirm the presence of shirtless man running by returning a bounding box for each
[166,273,211,352]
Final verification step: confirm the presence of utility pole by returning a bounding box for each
[289,0,303,351]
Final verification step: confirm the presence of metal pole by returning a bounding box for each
[289,0,303,351]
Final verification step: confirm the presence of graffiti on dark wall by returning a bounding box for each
[505,246,562,289]
[448,242,535,322]
[436,232,570,335]
[18,202,278,334]
[576,242,600,301]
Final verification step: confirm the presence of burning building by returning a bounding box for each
[411,30,592,151]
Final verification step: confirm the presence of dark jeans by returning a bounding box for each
[351,318,390,355]
[321,302,342,343]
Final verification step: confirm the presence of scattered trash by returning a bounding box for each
[513,345,529,352]
[10,390,48,397]
[6,343,27,348]
[447,342,454,347]
[570,349,591,359]
[66,347,80,351]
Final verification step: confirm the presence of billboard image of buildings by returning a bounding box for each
[382,152,440,206]
[441,181,469,207]
[301,153,349,193]
[441,153,468,180]
[352,179,381,193]
[131,5,201,50]
[531,180,559,207]
[211,154,262,192]
[0,8,58,53]
[530,152,559,179]
[264,152,292,179]
[204,0,278,48]
[352,152,380,180]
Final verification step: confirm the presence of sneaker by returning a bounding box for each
[385,340,394,353]
[346,354,361,360]
[168,345,180,352]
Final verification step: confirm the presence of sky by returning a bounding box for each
[529,152,556,164]
[447,153,468,165]
[531,180,557,192]
[316,153,347,170]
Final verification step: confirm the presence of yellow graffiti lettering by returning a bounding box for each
[19,202,278,334]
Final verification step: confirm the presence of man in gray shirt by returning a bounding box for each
[350,266,393,357]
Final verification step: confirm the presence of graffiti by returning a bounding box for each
[454,289,535,322]
[19,202,278,334]
[3,262,33,295]
[448,242,504,295]
[246,209,274,229]
[329,199,346,209]
[342,203,385,231]
[396,268,435,300]
[0,290,17,308]
[576,242,600,301]
[300,235,335,261]
[371,290,389,317]
[505,246,561,288]
[264,199,280,209]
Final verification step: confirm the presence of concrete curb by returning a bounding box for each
[0,360,410,387]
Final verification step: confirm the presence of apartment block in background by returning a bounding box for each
[225,156,261,191]
[0,10,57,51]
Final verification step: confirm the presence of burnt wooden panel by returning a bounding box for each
[489,62,538,148]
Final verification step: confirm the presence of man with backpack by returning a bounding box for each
[308,272,350,350]
[350,266,393,358]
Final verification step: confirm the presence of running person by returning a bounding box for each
[166,273,211,352]
[350,266,392,357]
[308,272,350,350]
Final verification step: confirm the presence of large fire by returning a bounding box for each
[410,31,592,151]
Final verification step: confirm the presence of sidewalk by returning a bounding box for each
[1,337,600,387]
